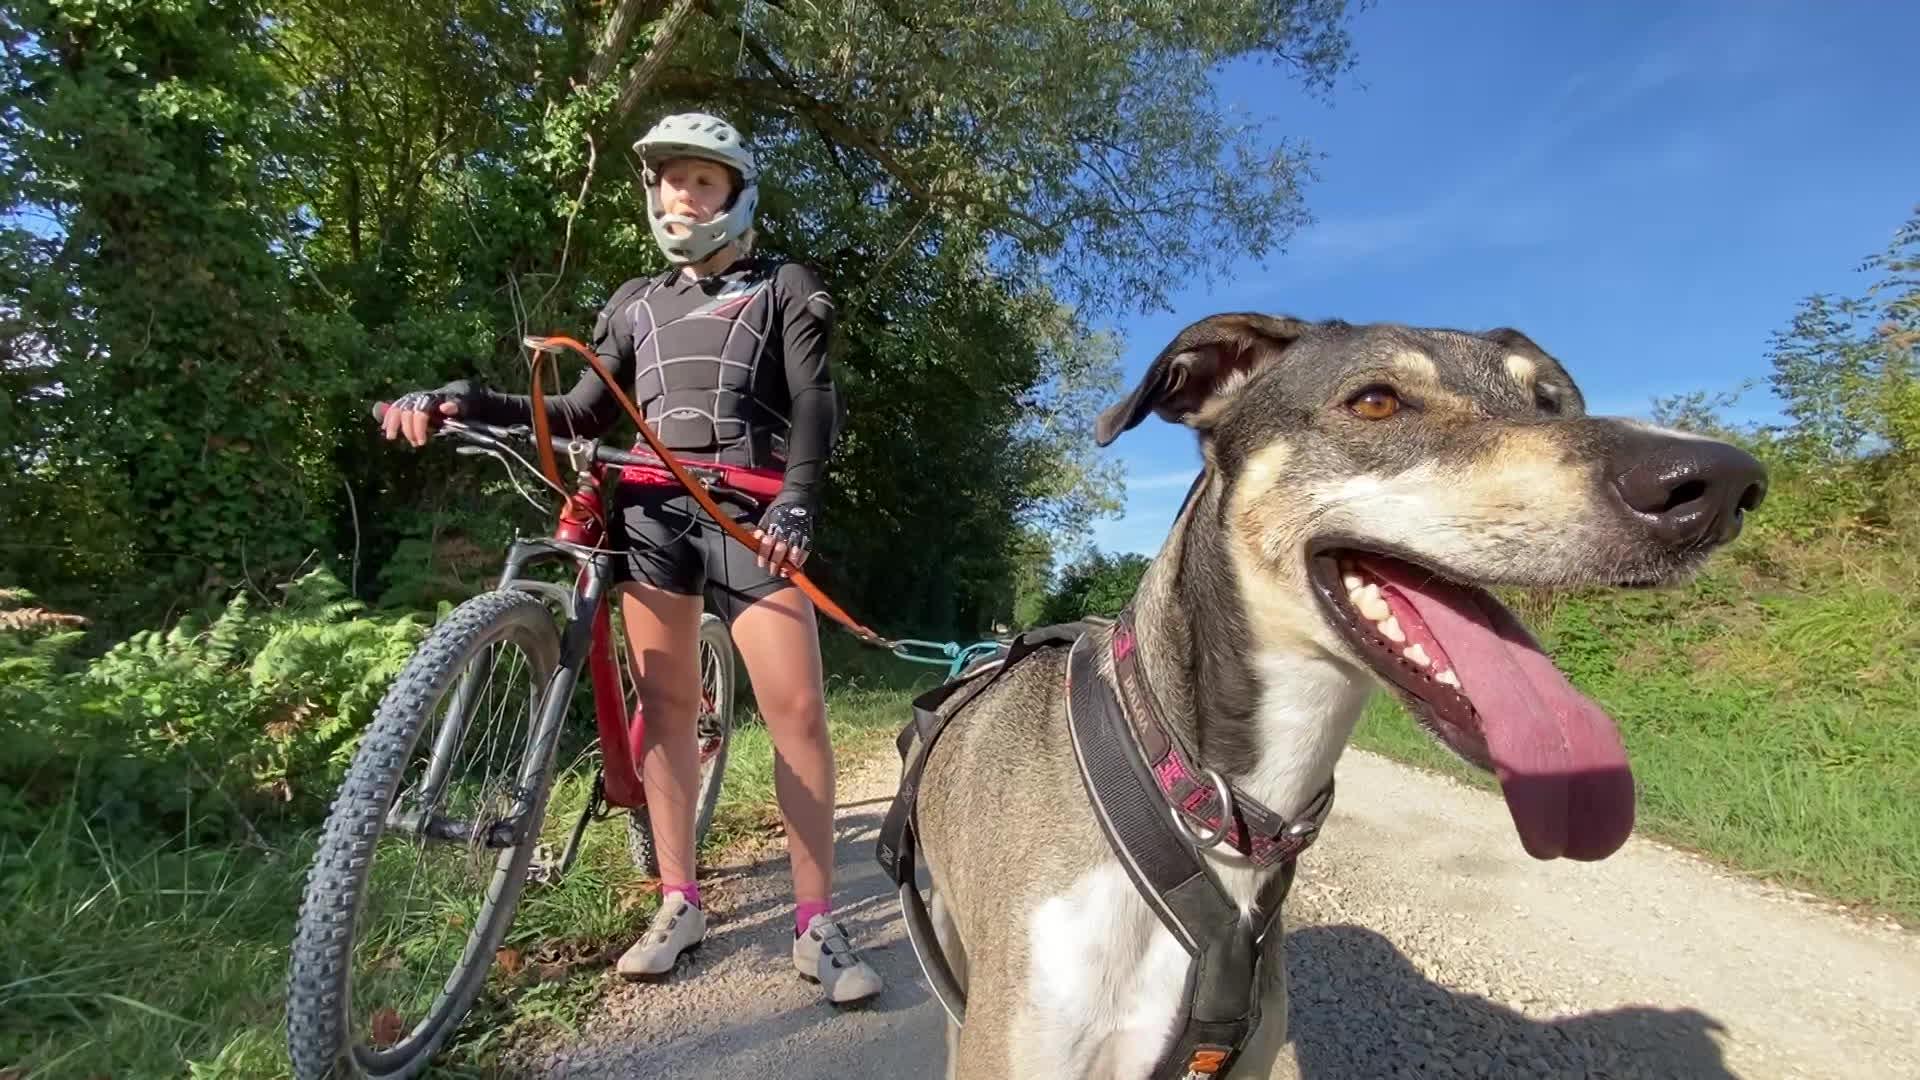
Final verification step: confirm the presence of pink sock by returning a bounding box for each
[662,881,701,909]
[795,899,830,937]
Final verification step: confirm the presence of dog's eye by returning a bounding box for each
[1348,386,1402,421]
[1535,386,1562,414]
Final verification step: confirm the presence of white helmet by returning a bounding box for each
[633,112,758,265]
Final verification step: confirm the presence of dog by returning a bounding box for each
[907,312,1767,1078]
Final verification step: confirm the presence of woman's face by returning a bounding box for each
[657,157,735,236]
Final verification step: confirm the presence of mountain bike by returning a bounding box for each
[285,406,749,1079]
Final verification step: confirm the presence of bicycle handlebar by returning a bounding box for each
[369,401,759,503]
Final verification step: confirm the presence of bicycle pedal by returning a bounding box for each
[526,843,560,886]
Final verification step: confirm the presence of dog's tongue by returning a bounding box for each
[1365,559,1635,861]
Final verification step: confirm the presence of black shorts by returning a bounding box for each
[610,484,791,625]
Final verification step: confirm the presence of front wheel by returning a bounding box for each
[627,612,736,877]
[286,589,565,1079]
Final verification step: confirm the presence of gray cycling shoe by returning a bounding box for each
[616,892,706,980]
[793,914,883,1006]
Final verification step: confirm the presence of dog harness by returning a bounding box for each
[877,611,1336,1080]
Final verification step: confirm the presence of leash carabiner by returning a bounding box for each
[891,638,1007,680]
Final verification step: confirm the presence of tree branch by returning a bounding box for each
[588,0,665,84]
[531,133,598,321]
[608,0,700,132]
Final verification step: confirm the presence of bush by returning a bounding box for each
[1033,550,1150,625]
[0,570,428,845]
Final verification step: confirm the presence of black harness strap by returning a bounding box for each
[1065,629,1298,1080]
[876,621,1095,1025]
[878,617,1330,1080]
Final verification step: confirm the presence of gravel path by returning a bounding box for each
[519,749,1920,1079]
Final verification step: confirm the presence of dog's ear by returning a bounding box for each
[1481,327,1545,354]
[1094,313,1309,446]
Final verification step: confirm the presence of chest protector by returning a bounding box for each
[622,265,788,468]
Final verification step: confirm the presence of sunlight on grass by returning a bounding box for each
[1,647,926,1079]
[1352,538,1920,924]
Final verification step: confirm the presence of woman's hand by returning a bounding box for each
[754,501,814,575]
[381,391,462,448]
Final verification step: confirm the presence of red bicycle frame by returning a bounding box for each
[539,453,759,810]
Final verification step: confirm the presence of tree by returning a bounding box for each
[652,0,1359,315]
[2,0,1366,635]
[1037,550,1152,625]
[1,0,363,616]
[1649,383,1758,443]
[1764,204,1920,468]
[1666,203,1920,542]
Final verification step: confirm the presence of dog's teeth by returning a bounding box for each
[1357,587,1390,622]
[1379,616,1405,643]
[1342,573,1363,591]
[1435,668,1461,688]
[1403,643,1432,667]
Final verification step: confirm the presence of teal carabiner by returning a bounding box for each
[945,641,1005,679]
[891,638,1008,680]
[891,638,961,666]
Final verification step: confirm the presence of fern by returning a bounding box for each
[204,593,255,665]
[2,568,430,842]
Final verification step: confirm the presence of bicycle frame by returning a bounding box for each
[496,459,653,812]
[497,441,740,802]
[389,533,617,854]
[384,410,753,857]
[294,401,789,1080]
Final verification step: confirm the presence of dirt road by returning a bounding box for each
[522,750,1920,1079]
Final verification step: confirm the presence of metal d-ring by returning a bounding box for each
[1174,767,1235,849]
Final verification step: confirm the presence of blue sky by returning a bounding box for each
[1085,1,1920,557]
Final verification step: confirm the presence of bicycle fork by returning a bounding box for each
[385,551,615,856]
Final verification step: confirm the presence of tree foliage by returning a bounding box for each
[1652,203,1920,543]
[1034,548,1151,625]
[2,0,1363,635]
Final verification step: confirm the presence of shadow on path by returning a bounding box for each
[1285,924,1734,1079]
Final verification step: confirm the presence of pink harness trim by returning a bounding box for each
[1109,621,1330,867]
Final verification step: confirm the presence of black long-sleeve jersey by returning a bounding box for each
[446,257,844,510]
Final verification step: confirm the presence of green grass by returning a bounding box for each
[1352,534,1920,926]
[0,633,935,1079]
[17,505,1917,1077]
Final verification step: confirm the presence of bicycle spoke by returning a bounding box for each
[347,638,541,1053]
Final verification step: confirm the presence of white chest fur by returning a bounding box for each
[1023,862,1194,1077]
[1207,650,1370,911]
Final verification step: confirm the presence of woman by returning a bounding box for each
[381,111,882,1005]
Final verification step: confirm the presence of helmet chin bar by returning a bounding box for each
[632,112,759,265]
[643,179,753,265]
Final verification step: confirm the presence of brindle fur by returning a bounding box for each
[912,312,1765,1079]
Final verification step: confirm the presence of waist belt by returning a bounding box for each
[617,446,785,502]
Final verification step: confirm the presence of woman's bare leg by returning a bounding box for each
[619,583,706,890]
[728,583,882,1002]
[727,585,835,914]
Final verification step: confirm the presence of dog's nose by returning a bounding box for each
[1610,429,1768,547]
